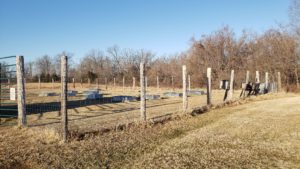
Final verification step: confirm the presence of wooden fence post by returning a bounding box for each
[246,70,250,84]
[265,72,269,90]
[255,71,260,83]
[188,75,191,91]
[114,77,116,87]
[207,68,212,105]
[72,78,75,89]
[97,78,99,90]
[16,55,26,127]
[38,76,41,89]
[123,76,125,91]
[61,55,68,142]
[157,75,159,90]
[278,72,281,92]
[80,79,83,88]
[182,65,188,111]
[105,77,108,90]
[132,77,136,90]
[227,70,234,101]
[140,63,146,121]
[145,77,148,91]
[88,78,91,87]
[171,76,174,91]
[52,78,54,89]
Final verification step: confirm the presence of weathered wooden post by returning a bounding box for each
[80,78,83,88]
[52,78,54,89]
[97,78,99,90]
[113,77,116,87]
[140,63,146,121]
[207,68,212,105]
[88,78,91,87]
[182,65,188,111]
[255,71,260,83]
[188,74,191,91]
[132,77,136,90]
[61,55,68,142]
[38,76,41,89]
[16,55,26,127]
[105,77,108,90]
[246,70,250,84]
[145,77,148,91]
[226,70,234,101]
[156,75,159,90]
[123,76,125,91]
[171,76,174,91]
[72,78,75,89]
[265,72,269,90]
[278,72,281,92]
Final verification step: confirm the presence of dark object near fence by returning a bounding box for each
[82,90,102,99]
[163,92,183,97]
[219,80,229,90]
[39,92,56,97]
[67,90,77,97]
[145,95,160,100]
[112,96,137,102]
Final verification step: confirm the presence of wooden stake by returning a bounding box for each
[171,76,174,91]
[277,72,281,92]
[226,70,234,101]
[207,68,212,105]
[255,71,260,83]
[157,75,159,90]
[61,55,68,142]
[140,63,146,121]
[246,70,250,84]
[265,72,269,90]
[132,77,136,90]
[38,76,41,89]
[123,76,125,91]
[188,74,191,91]
[52,78,54,89]
[16,55,26,127]
[182,65,188,111]
[72,78,75,89]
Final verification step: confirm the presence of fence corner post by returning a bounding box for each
[140,63,146,122]
[182,65,188,112]
[16,55,26,127]
[207,67,212,105]
[61,55,68,142]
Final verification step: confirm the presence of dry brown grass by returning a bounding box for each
[0,92,299,168]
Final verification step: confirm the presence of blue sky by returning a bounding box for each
[0,0,290,63]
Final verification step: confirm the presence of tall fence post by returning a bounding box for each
[97,78,99,90]
[278,72,281,92]
[255,71,260,83]
[16,55,26,127]
[80,79,83,88]
[105,77,108,90]
[114,77,116,87]
[227,70,234,101]
[156,75,159,90]
[246,70,250,84]
[38,76,41,89]
[72,78,75,89]
[145,77,148,91]
[171,76,174,91]
[265,72,269,90]
[132,77,136,90]
[88,78,91,88]
[52,78,54,89]
[140,63,146,122]
[188,75,191,91]
[61,55,68,142]
[207,68,212,105]
[123,76,125,91]
[182,65,188,111]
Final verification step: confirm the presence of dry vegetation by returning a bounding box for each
[0,93,299,169]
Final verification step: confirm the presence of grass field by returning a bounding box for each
[2,82,241,133]
[0,92,299,168]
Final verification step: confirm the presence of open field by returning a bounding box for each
[2,82,242,133]
[0,93,299,168]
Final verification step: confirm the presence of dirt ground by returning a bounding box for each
[0,92,299,169]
